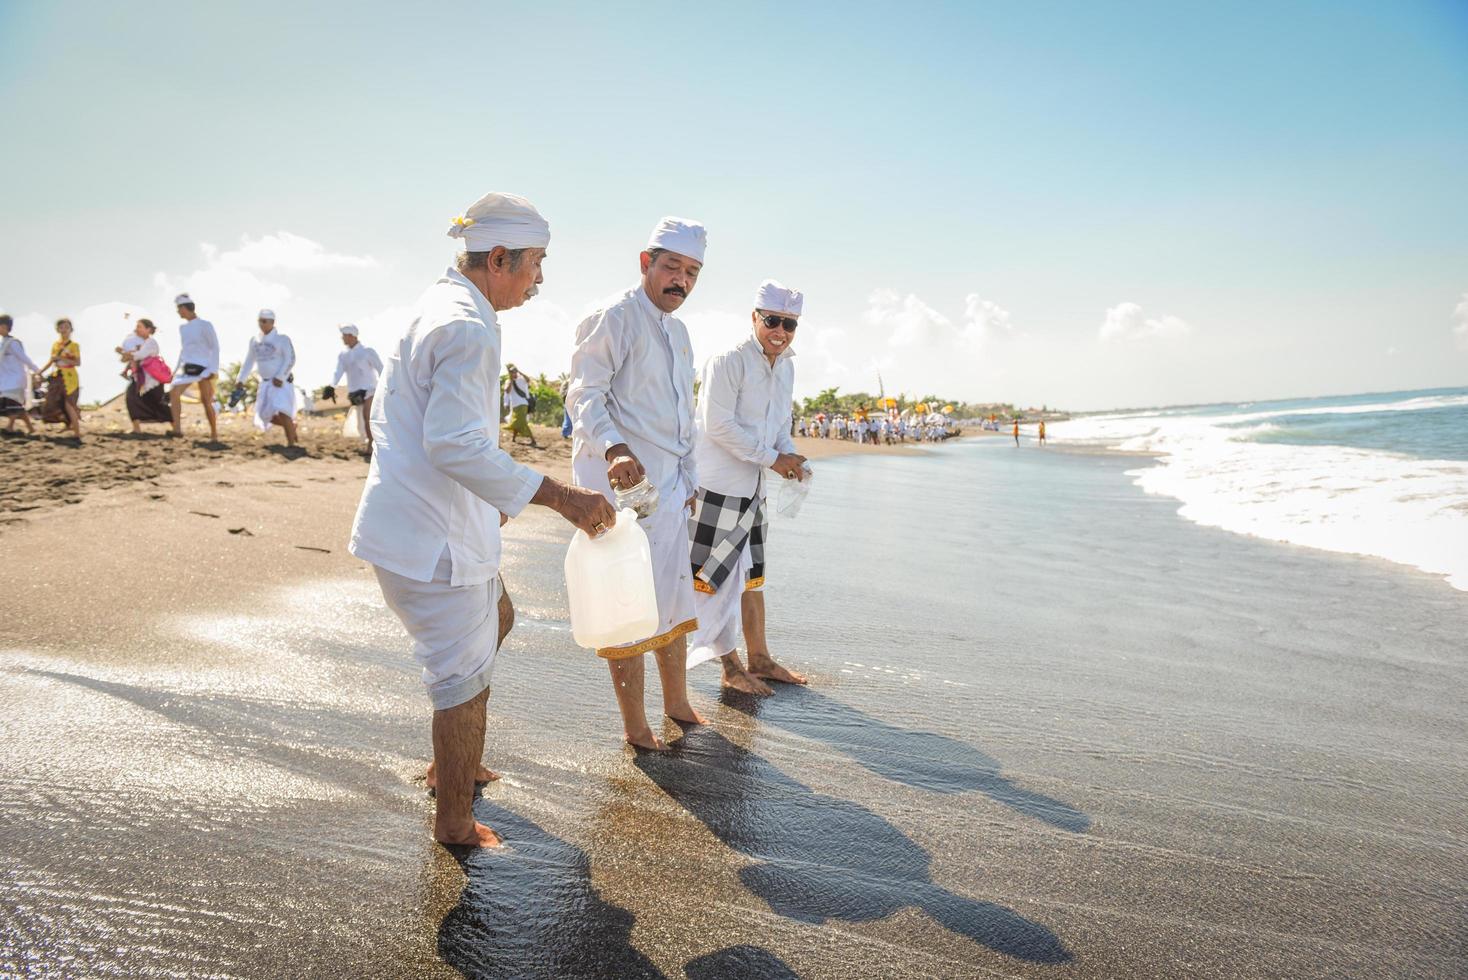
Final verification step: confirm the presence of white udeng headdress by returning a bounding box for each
[447,192,551,251]
[174,293,193,306]
[258,308,275,321]
[754,279,803,316]
[338,323,359,336]
[646,216,707,263]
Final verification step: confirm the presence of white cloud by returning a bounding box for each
[1099,302,1192,343]
[204,232,378,273]
[1453,293,1468,352]
[963,292,1015,343]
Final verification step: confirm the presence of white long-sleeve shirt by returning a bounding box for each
[332,344,383,392]
[174,317,220,377]
[567,286,697,502]
[240,329,295,383]
[349,267,543,586]
[694,335,796,498]
[0,336,40,391]
[503,375,529,410]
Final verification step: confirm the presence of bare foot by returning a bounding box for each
[434,818,503,848]
[425,761,500,792]
[664,703,708,725]
[722,668,773,696]
[748,655,808,685]
[624,727,668,752]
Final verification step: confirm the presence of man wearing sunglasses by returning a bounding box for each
[686,279,809,694]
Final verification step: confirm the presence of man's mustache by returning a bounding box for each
[663,285,687,297]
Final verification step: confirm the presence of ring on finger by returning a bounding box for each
[593,521,607,534]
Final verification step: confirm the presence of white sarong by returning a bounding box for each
[373,548,502,709]
[687,541,752,669]
[254,380,298,431]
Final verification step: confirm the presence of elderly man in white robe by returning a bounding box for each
[567,216,708,751]
[236,309,299,447]
[350,192,615,849]
[687,280,809,694]
[328,323,383,446]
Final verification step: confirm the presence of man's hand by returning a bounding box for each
[605,443,645,489]
[772,452,807,480]
[533,477,617,537]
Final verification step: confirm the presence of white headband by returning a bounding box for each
[448,191,551,251]
[258,309,275,321]
[174,293,193,305]
[754,279,803,316]
[338,323,359,336]
[646,216,707,264]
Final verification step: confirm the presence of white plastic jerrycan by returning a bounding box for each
[564,508,659,650]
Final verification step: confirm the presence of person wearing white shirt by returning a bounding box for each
[167,294,220,441]
[329,323,382,446]
[687,279,809,693]
[350,192,613,849]
[236,309,299,446]
[567,216,708,751]
[121,318,173,431]
[0,314,39,434]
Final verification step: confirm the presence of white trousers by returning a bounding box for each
[687,541,752,669]
[374,550,501,709]
[254,380,298,431]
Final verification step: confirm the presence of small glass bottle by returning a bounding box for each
[614,478,660,519]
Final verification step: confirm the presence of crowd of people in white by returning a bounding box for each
[796,411,954,444]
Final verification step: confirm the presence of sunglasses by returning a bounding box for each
[758,313,798,332]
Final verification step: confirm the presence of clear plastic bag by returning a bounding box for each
[775,464,814,518]
[613,478,660,519]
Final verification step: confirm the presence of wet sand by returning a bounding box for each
[1,437,1464,977]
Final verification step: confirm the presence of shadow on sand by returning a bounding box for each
[683,944,799,979]
[437,803,664,980]
[635,727,1071,965]
[723,686,1091,832]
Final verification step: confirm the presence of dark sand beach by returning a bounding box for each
[2,435,1464,978]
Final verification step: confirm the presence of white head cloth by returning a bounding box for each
[174,293,193,306]
[447,192,551,251]
[646,216,707,264]
[754,279,803,316]
[338,323,359,336]
[258,308,276,321]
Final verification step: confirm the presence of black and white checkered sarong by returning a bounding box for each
[688,489,766,593]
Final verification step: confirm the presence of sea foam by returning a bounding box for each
[1051,396,1468,592]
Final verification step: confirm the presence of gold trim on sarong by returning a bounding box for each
[743,576,765,591]
[693,579,716,595]
[597,618,698,660]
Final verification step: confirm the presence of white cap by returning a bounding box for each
[258,309,275,321]
[174,293,193,306]
[447,191,551,251]
[754,279,803,316]
[646,216,707,264]
[338,323,359,336]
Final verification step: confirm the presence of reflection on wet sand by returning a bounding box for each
[635,726,1072,965]
[723,686,1091,832]
[433,804,664,979]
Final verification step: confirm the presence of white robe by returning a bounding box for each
[241,329,297,430]
[568,286,699,656]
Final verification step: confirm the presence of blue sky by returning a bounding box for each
[2,0,1465,410]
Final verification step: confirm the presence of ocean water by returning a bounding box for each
[1049,388,1468,592]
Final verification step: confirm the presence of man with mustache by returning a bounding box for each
[350,192,615,847]
[567,217,708,750]
[686,280,809,693]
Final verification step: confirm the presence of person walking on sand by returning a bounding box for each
[168,294,220,441]
[567,216,709,751]
[350,191,614,849]
[687,279,809,695]
[501,364,539,446]
[1013,418,1020,446]
[327,323,383,447]
[0,315,40,435]
[122,319,174,430]
[234,309,299,448]
[34,318,84,440]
